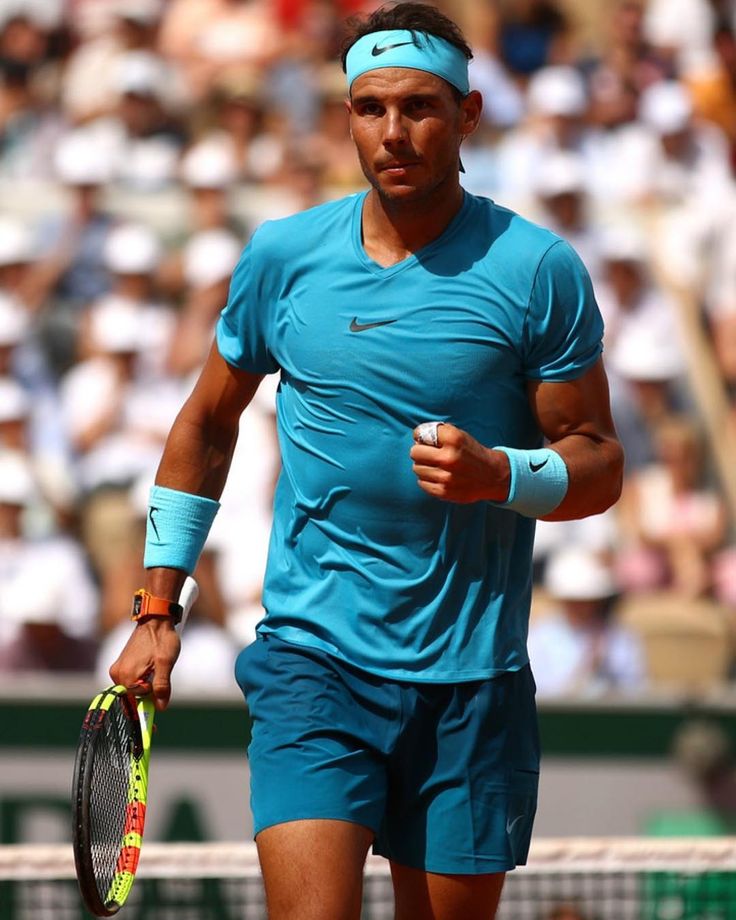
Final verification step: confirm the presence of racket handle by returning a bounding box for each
[177,576,199,634]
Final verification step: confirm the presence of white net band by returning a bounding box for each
[4,838,736,880]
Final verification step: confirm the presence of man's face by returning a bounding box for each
[347,68,479,204]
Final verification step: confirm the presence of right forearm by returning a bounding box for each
[155,402,240,501]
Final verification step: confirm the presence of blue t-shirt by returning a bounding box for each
[217,191,603,681]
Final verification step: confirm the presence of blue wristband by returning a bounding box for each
[493,446,568,518]
[144,485,220,574]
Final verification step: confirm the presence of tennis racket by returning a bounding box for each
[72,576,199,917]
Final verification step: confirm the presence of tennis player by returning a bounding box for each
[110,3,624,918]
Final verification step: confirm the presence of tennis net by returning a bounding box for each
[1,838,736,919]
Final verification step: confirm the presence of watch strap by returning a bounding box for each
[131,589,184,624]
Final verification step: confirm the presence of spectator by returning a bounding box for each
[168,227,242,376]
[643,0,717,74]
[617,416,727,597]
[300,65,362,189]
[596,225,689,470]
[196,70,287,183]
[635,80,734,206]
[0,11,64,179]
[84,50,186,191]
[0,448,98,673]
[22,129,117,375]
[528,545,647,696]
[82,222,177,379]
[494,65,597,207]
[532,151,603,282]
[497,0,571,77]
[61,0,165,124]
[158,0,283,101]
[684,22,736,160]
[579,0,671,131]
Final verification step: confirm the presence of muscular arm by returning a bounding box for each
[144,341,264,598]
[410,359,624,521]
[528,359,624,520]
[110,342,264,705]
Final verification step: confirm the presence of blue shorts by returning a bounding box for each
[235,634,539,875]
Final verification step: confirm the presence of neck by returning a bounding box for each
[362,179,464,267]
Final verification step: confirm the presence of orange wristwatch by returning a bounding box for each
[131,589,183,625]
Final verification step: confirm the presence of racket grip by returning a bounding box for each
[177,576,199,634]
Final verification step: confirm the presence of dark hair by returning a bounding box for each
[339,2,473,73]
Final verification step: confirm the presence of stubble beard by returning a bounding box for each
[359,152,460,211]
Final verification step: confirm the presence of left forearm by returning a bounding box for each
[542,433,624,521]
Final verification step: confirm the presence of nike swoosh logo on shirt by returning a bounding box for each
[529,459,549,473]
[350,318,398,332]
[371,40,415,56]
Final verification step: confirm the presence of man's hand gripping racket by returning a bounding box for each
[72,577,199,917]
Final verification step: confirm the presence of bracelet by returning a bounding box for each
[492,446,568,518]
[143,485,220,574]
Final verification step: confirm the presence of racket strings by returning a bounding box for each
[88,699,139,904]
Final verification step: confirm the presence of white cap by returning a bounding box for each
[54,130,115,186]
[545,546,618,600]
[181,140,238,189]
[535,151,586,197]
[639,81,692,135]
[0,449,36,506]
[0,377,30,422]
[115,50,166,98]
[183,229,241,288]
[89,297,143,353]
[609,325,685,381]
[0,294,29,346]
[600,223,649,263]
[528,66,587,118]
[104,223,161,274]
[0,217,33,266]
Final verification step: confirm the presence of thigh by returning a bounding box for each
[258,818,374,920]
[376,666,539,875]
[391,862,505,920]
[236,635,392,837]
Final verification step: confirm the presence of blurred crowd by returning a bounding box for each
[1,0,736,695]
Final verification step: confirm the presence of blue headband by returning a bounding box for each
[345,29,470,95]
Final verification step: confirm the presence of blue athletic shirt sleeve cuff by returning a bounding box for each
[216,226,280,375]
[522,238,604,381]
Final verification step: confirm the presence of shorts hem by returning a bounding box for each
[373,848,524,875]
[254,813,380,839]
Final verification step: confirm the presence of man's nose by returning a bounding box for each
[382,109,409,145]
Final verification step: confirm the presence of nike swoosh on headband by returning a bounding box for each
[371,40,415,56]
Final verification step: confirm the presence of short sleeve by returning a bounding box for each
[216,228,280,374]
[522,239,604,381]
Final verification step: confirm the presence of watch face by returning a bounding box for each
[132,595,144,618]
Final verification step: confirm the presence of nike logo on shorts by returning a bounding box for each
[371,40,415,56]
[350,317,398,332]
[506,814,525,834]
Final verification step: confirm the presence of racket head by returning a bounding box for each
[72,685,154,917]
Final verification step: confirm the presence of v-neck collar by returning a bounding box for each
[351,190,471,278]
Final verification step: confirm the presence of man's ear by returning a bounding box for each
[460,90,483,138]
